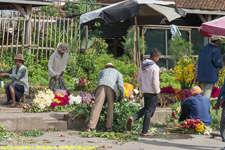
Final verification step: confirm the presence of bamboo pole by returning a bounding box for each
[71,18,73,44]
[41,14,45,55]
[67,18,69,44]
[50,16,53,51]
[63,17,65,43]
[6,21,10,52]
[16,19,20,55]
[46,16,49,58]
[55,16,57,48]
[11,19,15,53]
[22,19,26,55]
[1,20,6,57]
[59,17,61,43]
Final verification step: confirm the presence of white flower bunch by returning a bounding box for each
[204,126,212,136]
[69,94,82,105]
[32,89,55,109]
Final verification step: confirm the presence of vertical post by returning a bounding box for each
[85,4,88,50]
[55,16,57,48]
[1,19,6,57]
[24,4,32,54]
[11,19,15,53]
[165,30,168,69]
[16,19,20,55]
[189,30,192,55]
[135,17,140,69]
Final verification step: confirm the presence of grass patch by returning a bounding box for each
[21,129,44,137]
[80,131,138,142]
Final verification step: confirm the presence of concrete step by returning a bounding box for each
[0,112,68,131]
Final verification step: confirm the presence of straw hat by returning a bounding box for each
[104,63,115,69]
[14,54,24,61]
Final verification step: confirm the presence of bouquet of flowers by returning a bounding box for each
[211,87,220,98]
[32,89,55,109]
[160,86,176,95]
[51,90,69,109]
[169,119,212,135]
[176,89,192,101]
[69,95,82,105]
[80,92,95,106]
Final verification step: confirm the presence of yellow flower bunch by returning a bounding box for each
[57,93,64,98]
[53,99,61,104]
[171,58,196,90]
[195,123,204,132]
[124,86,128,98]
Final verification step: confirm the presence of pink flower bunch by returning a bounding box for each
[160,86,176,95]
[78,78,87,87]
[211,87,220,98]
[55,89,68,96]
[80,92,95,106]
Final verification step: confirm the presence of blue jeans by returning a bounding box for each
[132,93,158,134]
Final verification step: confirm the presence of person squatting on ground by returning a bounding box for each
[0,54,29,108]
[86,63,124,132]
[127,49,161,136]
[179,86,212,126]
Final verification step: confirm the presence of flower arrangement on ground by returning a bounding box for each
[80,92,95,106]
[69,94,82,105]
[32,89,55,109]
[176,89,192,101]
[51,90,69,109]
[168,119,212,135]
[74,78,90,91]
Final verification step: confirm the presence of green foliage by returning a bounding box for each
[64,0,101,19]
[80,131,138,142]
[71,100,146,132]
[68,38,135,89]
[122,28,147,59]
[160,71,180,89]
[21,129,44,137]
[169,33,192,66]
[38,5,60,16]
[0,125,13,142]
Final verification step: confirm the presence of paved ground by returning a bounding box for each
[1,130,224,150]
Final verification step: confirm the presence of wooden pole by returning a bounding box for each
[135,17,140,70]
[85,4,89,50]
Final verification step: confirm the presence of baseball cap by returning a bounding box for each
[218,54,225,63]
[211,35,222,41]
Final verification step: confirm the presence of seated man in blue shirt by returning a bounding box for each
[179,86,212,126]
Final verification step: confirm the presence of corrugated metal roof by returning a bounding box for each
[97,0,225,11]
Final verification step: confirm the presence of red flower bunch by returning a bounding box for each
[160,86,176,95]
[175,119,203,130]
[176,89,192,101]
[211,87,220,98]
[51,94,69,109]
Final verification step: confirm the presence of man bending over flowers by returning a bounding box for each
[0,54,29,107]
[86,63,124,132]
[179,86,212,126]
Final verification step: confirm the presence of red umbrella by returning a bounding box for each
[200,16,225,37]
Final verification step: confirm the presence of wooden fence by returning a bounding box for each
[0,15,79,59]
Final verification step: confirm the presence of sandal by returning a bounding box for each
[4,101,11,105]
[142,132,154,136]
[127,117,134,131]
[106,128,111,132]
[86,128,95,132]
[8,103,17,108]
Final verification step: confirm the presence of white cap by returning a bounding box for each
[211,35,222,41]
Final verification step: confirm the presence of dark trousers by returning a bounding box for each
[132,93,158,134]
[179,106,191,122]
